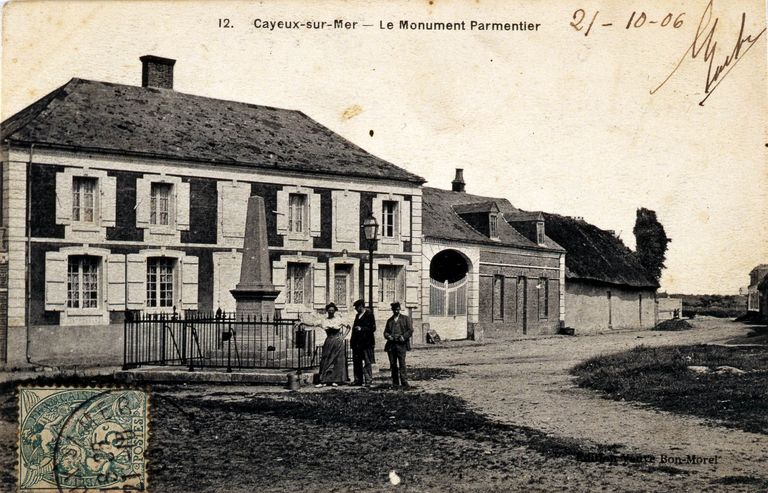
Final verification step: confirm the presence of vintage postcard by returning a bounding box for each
[0,0,766,491]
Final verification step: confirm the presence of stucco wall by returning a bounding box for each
[25,323,124,367]
[565,282,656,333]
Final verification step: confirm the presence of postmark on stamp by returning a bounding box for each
[17,387,149,492]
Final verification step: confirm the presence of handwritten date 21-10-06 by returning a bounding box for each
[571,9,685,37]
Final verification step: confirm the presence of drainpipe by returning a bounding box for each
[25,144,35,365]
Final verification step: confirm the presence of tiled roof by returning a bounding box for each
[1,78,425,184]
[453,201,499,214]
[422,187,563,251]
[541,213,658,288]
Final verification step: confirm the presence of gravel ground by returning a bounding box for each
[407,318,768,491]
[1,318,765,492]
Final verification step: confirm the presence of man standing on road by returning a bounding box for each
[351,299,376,387]
[384,302,413,388]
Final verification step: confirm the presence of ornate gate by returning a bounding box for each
[429,277,468,316]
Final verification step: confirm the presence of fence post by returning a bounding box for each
[122,312,129,370]
[226,318,233,373]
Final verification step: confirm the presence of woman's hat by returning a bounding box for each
[325,302,338,311]
[353,299,366,308]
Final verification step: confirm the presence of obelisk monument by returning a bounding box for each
[230,195,280,318]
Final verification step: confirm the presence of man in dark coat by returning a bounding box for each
[351,299,376,386]
[384,302,413,388]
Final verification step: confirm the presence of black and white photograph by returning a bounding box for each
[1,0,766,491]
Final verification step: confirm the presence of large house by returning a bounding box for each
[0,56,424,368]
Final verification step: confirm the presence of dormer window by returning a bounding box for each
[536,221,545,244]
[489,213,499,239]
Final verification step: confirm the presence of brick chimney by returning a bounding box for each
[140,55,176,89]
[452,168,466,192]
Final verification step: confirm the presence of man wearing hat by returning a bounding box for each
[383,302,413,388]
[351,299,376,386]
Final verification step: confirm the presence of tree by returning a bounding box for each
[633,208,671,283]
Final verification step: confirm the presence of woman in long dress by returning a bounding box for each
[314,303,350,387]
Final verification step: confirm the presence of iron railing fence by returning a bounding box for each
[123,311,334,372]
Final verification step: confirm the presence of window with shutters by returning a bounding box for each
[150,183,173,226]
[538,278,549,319]
[493,275,504,321]
[379,265,404,303]
[382,201,398,238]
[287,263,312,307]
[489,213,499,239]
[147,257,175,308]
[333,264,353,310]
[288,194,307,234]
[67,255,100,308]
[72,177,97,223]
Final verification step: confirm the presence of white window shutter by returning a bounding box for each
[273,263,287,305]
[222,183,250,238]
[397,266,407,304]
[310,192,322,238]
[135,178,150,228]
[181,255,199,310]
[332,191,360,248]
[126,254,145,309]
[400,199,411,241]
[101,175,117,228]
[44,251,68,311]
[405,262,420,307]
[213,252,241,313]
[276,190,289,235]
[106,254,126,310]
[312,262,327,309]
[55,172,72,225]
[372,196,383,230]
[176,181,191,231]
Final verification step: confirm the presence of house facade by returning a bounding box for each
[0,56,424,368]
[747,264,768,313]
[540,214,659,332]
[420,172,566,340]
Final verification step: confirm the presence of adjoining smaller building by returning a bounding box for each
[421,170,566,340]
[534,214,659,333]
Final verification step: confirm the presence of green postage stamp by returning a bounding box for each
[17,387,149,492]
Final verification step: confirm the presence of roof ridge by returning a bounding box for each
[68,77,309,115]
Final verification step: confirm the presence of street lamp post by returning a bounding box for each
[362,213,379,312]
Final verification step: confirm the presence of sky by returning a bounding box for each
[2,0,766,294]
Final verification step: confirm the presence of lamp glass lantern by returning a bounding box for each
[363,214,379,242]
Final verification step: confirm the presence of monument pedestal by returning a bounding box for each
[230,288,279,319]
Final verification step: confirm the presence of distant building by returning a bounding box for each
[656,295,683,322]
[758,276,768,320]
[747,265,768,312]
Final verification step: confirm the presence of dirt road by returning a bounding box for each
[408,318,768,491]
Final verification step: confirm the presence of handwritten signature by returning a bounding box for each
[650,0,765,106]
